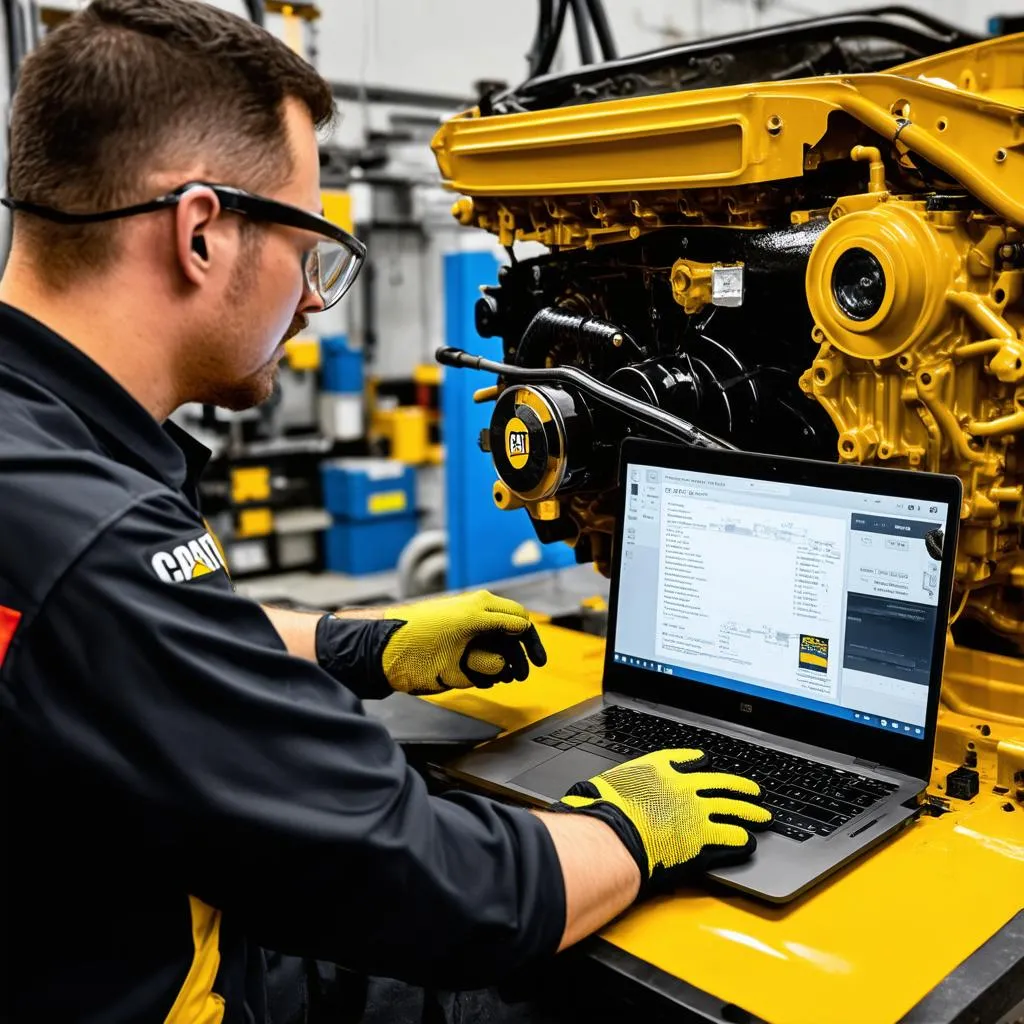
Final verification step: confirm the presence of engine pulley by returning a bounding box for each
[488,384,592,501]
[607,357,702,420]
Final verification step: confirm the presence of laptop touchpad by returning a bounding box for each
[510,749,621,800]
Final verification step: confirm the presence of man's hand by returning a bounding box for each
[554,749,771,894]
[381,590,547,695]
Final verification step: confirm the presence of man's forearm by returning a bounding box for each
[260,604,322,661]
[260,604,396,699]
[260,604,388,663]
[534,811,641,950]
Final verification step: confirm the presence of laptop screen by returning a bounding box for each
[612,462,951,741]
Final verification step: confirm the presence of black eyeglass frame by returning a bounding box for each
[0,181,367,307]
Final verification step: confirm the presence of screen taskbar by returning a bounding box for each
[611,652,926,739]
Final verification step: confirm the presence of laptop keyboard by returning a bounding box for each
[534,705,899,842]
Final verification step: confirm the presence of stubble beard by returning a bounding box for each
[189,229,309,412]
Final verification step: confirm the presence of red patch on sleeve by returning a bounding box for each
[0,605,22,667]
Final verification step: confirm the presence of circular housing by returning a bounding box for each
[831,247,886,322]
[806,203,960,360]
[488,384,592,501]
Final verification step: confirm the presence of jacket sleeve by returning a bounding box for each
[314,612,399,700]
[13,492,566,988]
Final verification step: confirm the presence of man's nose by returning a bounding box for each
[299,286,326,316]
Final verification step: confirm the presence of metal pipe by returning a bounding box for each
[915,381,988,463]
[435,345,733,450]
[954,340,1004,359]
[966,410,1024,437]
[851,145,886,193]
[947,290,1017,341]
[843,94,1024,229]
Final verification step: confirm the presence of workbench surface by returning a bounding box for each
[430,623,1024,1024]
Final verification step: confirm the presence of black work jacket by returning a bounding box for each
[0,303,564,1023]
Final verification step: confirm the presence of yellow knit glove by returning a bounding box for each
[381,590,547,695]
[555,749,772,893]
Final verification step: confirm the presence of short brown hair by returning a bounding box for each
[7,0,334,281]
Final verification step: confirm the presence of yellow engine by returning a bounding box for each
[804,185,1024,643]
[432,22,1024,678]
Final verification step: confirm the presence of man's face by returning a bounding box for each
[184,98,326,411]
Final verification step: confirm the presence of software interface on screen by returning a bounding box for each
[613,463,950,739]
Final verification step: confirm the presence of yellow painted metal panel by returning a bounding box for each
[432,37,1024,231]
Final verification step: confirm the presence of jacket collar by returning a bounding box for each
[0,301,210,490]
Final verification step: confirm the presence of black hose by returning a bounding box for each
[243,0,265,26]
[2,0,25,92]
[435,345,733,451]
[515,306,640,367]
[568,0,595,64]
[533,0,569,76]
[496,10,980,114]
[584,0,617,60]
[527,0,554,78]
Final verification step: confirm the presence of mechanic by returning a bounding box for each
[0,2,771,1022]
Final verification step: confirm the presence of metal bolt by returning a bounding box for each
[766,115,783,136]
[612,333,624,347]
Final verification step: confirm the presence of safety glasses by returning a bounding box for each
[1,181,367,310]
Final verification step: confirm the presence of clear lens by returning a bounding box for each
[305,240,362,308]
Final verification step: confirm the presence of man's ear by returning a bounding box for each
[175,187,220,285]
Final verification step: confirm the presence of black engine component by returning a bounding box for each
[451,217,838,568]
[606,357,702,422]
[491,7,979,115]
[945,767,980,801]
[488,383,594,501]
[831,247,887,322]
[476,218,834,474]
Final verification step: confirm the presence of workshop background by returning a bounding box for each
[5,5,1024,1024]
[0,0,1011,622]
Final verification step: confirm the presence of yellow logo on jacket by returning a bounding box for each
[151,532,228,583]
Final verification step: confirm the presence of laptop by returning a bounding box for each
[439,437,962,902]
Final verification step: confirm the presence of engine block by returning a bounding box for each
[432,20,1024,660]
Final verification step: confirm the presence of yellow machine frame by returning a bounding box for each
[433,37,1024,240]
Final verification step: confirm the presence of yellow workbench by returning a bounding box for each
[430,623,1024,1024]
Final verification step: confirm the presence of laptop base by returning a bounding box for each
[438,693,923,903]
